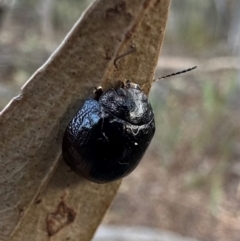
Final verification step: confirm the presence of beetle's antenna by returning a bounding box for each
[154,66,197,82]
[114,45,136,70]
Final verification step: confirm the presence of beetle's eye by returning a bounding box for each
[117,88,127,96]
[125,80,131,88]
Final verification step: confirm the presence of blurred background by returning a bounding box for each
[0,0,240,241]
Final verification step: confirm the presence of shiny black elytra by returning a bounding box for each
[62,80,155,183]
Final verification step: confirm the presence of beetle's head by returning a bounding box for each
[99,80,154,125]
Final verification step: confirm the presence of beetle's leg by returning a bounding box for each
[93,86,103,100]
[119,79,130,88]
[121,80,141,90]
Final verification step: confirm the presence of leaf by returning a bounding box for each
[0,0,170,240]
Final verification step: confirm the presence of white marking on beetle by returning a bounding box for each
[118,161,129,165]
[102,132,109,142]
[128,126,141,136]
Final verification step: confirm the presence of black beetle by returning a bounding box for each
[62,80,155,183]
[62,66,197,183]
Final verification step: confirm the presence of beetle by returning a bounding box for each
[62,67,197,183]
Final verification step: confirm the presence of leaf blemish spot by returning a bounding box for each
[46,196,76,236]
[35,199,42,205]
[105,1,127,18]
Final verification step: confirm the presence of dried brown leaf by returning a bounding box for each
[0,0,170,240]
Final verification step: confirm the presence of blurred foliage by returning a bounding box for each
[150,71,239,213]
[53,0,91,30]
